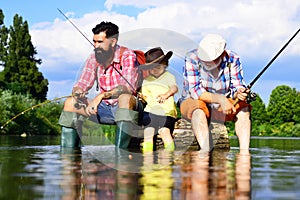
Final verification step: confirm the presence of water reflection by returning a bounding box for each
[174,151,210,199]
[58,149,251,200]
[235,150,251,200]
[60,147,141,200]
[139,151,174,199]
[172,150,251,200]
[1,136,300,199]
[60,148,83,199]
[1,147,252,199]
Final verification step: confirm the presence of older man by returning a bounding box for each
[180,34,251,151]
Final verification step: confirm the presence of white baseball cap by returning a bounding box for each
[197,34,226,62]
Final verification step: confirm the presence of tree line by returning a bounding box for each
[0,9,299,137]
[226,85,300,137]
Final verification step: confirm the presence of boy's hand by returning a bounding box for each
[156,93,169,103]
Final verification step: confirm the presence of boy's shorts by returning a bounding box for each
[142,112,177,134]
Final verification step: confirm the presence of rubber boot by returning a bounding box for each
[59,110,84,148]
[115,121,133,149]
[61,127,81,148]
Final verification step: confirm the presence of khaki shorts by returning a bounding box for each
[180,98,251,122]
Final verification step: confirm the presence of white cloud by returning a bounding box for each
[31,1,300,64]
[28,0,300,99]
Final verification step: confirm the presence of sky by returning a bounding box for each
[1,0,300,104]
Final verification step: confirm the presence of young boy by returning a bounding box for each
[140,47,178,151]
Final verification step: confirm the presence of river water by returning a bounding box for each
[0,135,299,200]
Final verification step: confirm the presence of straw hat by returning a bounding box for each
[197,34,226,62]
[140,47,173,70]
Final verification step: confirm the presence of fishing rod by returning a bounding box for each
[1,95,72,130]
[234,28,300,105]
[57,9,94,47]
[247,28,300,89]
[57,8,137,95]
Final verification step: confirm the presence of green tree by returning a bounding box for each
[0,9,9,87]
[250,94,267,125]
[250,94,270,136]
[267,85,298,124]
[0,14,48,101]
[291,91,300,123]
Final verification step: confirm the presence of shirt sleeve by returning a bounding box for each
[228,54,247,98]
[166,71,177,87]
[119,49,139,93]
[183,50,207,100]
[73,53,97,92]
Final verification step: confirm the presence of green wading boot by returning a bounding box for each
[61,127,81,148]
[114,108,140,149]
[58,110,85,148]
[115,121,133,149]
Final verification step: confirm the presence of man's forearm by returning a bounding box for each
[102,85,129,99]
[200,92,226,104]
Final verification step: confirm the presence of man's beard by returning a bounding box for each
[201,57,222,71]
[94,46,113,65]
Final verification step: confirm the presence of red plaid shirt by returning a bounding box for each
[74,45,138,104]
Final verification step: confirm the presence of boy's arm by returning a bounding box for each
[157,85,178,103]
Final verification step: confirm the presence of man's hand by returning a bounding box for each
[219,97,236,115]
[72,86,87,99]
[85,93,104,116]
[236,88,250,102]
[85,104,97,116]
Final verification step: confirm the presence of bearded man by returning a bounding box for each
[59,21,143,149]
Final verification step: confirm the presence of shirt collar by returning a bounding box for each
[112,45,121,63]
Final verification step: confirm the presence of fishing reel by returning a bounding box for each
[246,91,257,104]
[73,93,88,110]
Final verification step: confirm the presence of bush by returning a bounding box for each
[0,89,63,135]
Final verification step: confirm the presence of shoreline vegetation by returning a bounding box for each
[1,84,299,137]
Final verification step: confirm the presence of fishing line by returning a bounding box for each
[57,9,187,96]
[1,95,72,130]
[57,8,95,48]
[248,28,300,89]
[233,28,300,105]
[58,8,139,93]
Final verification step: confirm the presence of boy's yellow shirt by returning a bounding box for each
[142,71,177,118]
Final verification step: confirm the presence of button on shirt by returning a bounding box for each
[74,45,138,105]
[182,49,246,101]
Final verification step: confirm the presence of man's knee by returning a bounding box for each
[192,108,207,119]
[63,97,76,111]
[236,107,250,120]
[118,94,135,109]
[180,98,209,120]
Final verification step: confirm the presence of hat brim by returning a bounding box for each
[139,51,173,70]
[197,48,224,62]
